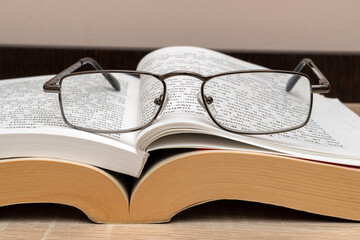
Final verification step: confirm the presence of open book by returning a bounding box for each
[0,46,359,177]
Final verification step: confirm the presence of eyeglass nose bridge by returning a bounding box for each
[158,71,209,81]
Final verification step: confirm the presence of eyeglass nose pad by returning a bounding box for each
[153,93,169,118]
[196,92,217,117]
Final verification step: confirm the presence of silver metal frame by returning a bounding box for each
[43,57,330,135]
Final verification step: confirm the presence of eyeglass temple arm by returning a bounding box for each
[43,57,120,93]
[285,58,330,94]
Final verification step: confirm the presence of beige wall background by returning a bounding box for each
[0,0,359,52]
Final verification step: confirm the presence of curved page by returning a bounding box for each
[135,46,360,166]
[0,75,145,176]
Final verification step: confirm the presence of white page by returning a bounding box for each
[0,75,140,145]
[0,75,150,176]
[135,46,360,164]
[137,46,257,120]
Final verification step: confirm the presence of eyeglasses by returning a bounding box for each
[43,57,330,135]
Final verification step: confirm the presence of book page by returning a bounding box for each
[135,46,360,164]
[137,47,257,119]
[0,75,139,146]
[0,75,150,176]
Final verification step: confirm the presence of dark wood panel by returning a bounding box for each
[0,46,358,102]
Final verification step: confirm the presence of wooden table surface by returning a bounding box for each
[0,104,359,240]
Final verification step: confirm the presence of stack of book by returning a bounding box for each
[0,47,359,223]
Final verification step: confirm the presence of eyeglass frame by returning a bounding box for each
[43,57,330,135]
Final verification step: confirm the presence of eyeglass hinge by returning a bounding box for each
[43,77,61,93]
[312,83,330,93]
